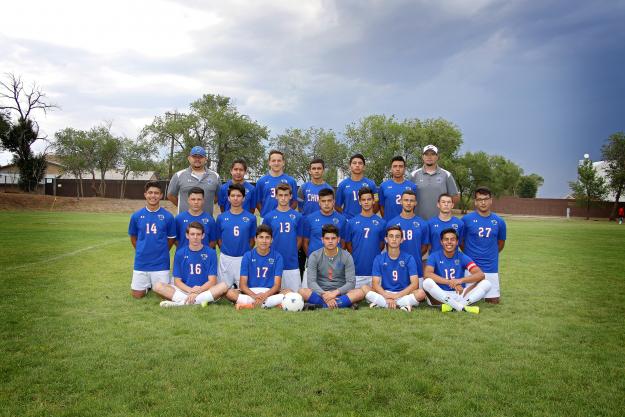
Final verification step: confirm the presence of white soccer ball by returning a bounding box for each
[282,292,304,312]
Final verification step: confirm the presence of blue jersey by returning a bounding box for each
[175,211,216,248]
[254,173,298,217]
[378,179,417,220]
[335,177,378,219]
[297,181,333,215]
[372,251,418,292]
[216,210,257,257]
[262,209,304,270]
[218,180,256,213]
[128,207,176,271]
[240,248,284,289]
[428,216,464,253]
[387,214,430,277]
[303,210,347,255]
[427,249,477,291]
[172,245,218,287]
[345,214,386,275]
[462,212,507,273]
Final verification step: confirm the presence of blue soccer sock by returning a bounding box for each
[308,292,328,307]
[336,295,352,308]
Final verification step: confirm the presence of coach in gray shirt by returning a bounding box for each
[167,146,220,215]
[410,144,459,220]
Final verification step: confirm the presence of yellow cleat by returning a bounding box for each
[441,304,453,313]
[464,305,480,314]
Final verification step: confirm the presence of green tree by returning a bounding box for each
[54,127,90,198]
[601,132,625,220]
[490,156,523,196]
[517,174,544,198]
[448,152,492,213]
[140,111,192,180]
[569,157,608,220]
[310,128,349,187]
[117,138,156,198]
[344,115,462,184]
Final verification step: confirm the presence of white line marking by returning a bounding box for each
[6,238,127,271]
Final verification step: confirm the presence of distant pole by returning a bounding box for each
[566,207,570,219]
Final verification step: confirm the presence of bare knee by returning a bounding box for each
[414,288,426,301]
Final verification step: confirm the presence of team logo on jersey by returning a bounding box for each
[454,259,460,265]
[242,217,250,222]
[333,218,339,225]
[413,221,420,228]
[201,253,208,260]
[158,214,165,221]
[268,258,275,265]
[491,220,498,225]
[399,260,405,267]
[289,214,296,220]
[452,224,458,230]
[202,218,209,224]
[372,220,379,226]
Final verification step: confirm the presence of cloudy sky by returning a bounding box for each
[1,0,624,197]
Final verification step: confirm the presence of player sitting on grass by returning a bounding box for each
[298,224,365,309]
[156,222,228,307]
[225,225,288,309]
[422,228,491,314]
[361,225,426,312]
[128,181,176,299]
[174,187,216,249]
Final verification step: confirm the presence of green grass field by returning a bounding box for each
[1,211,625,417]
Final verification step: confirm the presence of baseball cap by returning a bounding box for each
[190,146,207,157]
[423,144,438,154]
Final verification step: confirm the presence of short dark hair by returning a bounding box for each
[309,158,325,168]
[438,193,452,202]
[145,181,162,192]
[386,224,402,236]
[268,150,284,160]
[228,183,246,197]
[401,189,417,198]
[231,158,248,170]
[276,183,292,194]
[318,188,335,198]
[440,227,458,240]
[186,221,205,234]
[358,186,374,199]
[350,153,365,164]
[391,155,406,165]
[189,187,204,197]
[256,224,273,237]
[321,223,339,237]
[474,186,492,198]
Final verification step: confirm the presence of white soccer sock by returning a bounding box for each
[464,280,492,305]
[195,290,215,305]
[397,294,419,307]
[263,294,285,308]
[237,294,254,305]
[422,278,464,312]
[171,290,187,304]
[365,291,387,307]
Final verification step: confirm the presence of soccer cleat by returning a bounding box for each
[441,303,453,313]
[350,302,360,310]
[399,305,412,313]
[463,305,480,314]
[303,303,319,311]
[201,301,209,308]
[235,303,254,310]
[160,301,181,308]
[369,303,380,309]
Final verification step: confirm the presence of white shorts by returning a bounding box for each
[131,270,170,291]
[237,287,269,304]
[484,272,500,298]
[355,275,372,288]
[219,253,243,289]
[281,269,301,292]
[302,267,309,289]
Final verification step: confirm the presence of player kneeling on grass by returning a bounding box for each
[422,228,491,314]
[128,181,176,299]
[298,224,365,309]
[225,225,289,309]
[361,225,426,312]
[156,221,228,307]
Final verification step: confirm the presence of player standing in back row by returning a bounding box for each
[298,158,333,215]
[336,153,378,219]
[254,150,298,220]
[217,158,256,214]
[378,156,418,220]
[462,186,506,304]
